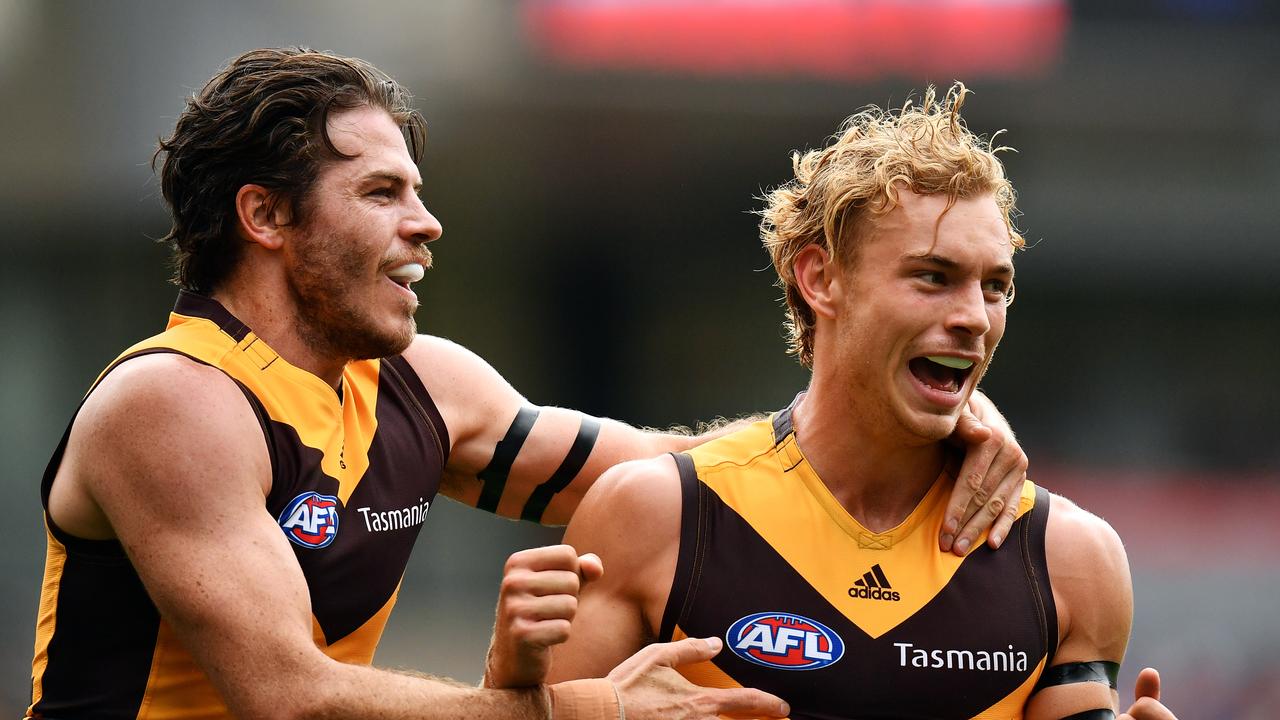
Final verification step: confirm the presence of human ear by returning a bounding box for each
[793,244,842,319]
[234,184,290,251]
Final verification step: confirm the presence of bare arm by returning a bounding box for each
[406,335,1030,550]
[403,335,697,526]
[546,457,683,680]
[486,458,789,719]
[51,354,548,720]
[1025,497,1177,720]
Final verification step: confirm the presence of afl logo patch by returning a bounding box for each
[278,491,340,549]
[726,611,844,670]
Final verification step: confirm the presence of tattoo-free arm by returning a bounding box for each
[1025,496,1132,720]
[59,355,549,720]
[405,335,707,525]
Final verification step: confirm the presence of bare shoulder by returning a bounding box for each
[564,455,683,613]
[401,334,492,384]
[1045,493,1129,583]
[1044,492,1133,662]
[401,334,516,400]
[54,352,271,539]
[85,351,250,412]
[74,352,266,461]
[578,455,683,522]
[400,334,523,441]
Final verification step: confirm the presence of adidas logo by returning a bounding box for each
[847,564,901,602]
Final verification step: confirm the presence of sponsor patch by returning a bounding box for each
[278,491,340,549]
[726,611,844,670]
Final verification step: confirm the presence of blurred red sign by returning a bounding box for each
[523,0,1069,80]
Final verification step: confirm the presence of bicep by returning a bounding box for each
[446,405,668,525]
[1025,498,1133,719]
[547,459,681,681]
[410,335,668,524]
[74,360,323,714]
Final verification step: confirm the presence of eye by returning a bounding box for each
[368,186,396,199]
[916,271,945,285]
[983,279,1015,304]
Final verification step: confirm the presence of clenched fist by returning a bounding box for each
[483,545,604,688]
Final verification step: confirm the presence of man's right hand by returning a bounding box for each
[607,637,790,719]
[485,545,604,689]
[1120,668,1178,720]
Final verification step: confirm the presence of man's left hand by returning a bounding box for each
[941,391,1029,555]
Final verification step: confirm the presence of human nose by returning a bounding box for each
[403,194,442,246]
[944,283,992,336]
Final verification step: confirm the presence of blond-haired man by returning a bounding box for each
[548,85,1177,720]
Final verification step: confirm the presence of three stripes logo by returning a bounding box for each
[848,564,901,602]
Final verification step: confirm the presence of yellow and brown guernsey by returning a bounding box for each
[29,292,449,719]
[659,399,1058,720]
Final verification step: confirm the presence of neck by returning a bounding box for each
[211,277,349,390]
[792,377,947,534]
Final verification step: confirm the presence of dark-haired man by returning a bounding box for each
[28,50,1028,719]
[550,85,1179,720]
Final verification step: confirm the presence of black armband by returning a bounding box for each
[520,415,601,523]
[1060,710,1115,720]
[476,405,541,513]
[1034,661,1120,694]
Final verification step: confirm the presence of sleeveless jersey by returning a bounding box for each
[28,291,450,719]
[658,402,1057,720]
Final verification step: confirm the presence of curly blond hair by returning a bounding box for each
[759,82,1024,368]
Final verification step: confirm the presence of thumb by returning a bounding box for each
[578,552,604,584]
[1133,667,1161,703]
[952,411,992,444]
[650,636,723,668]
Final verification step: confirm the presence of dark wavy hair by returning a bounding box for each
[154,48,427,292]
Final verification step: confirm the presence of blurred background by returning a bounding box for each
[2,0,1278,716]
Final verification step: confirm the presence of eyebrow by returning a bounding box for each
[903,252,1014,278]
[360,171,423,193]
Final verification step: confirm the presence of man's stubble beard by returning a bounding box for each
[286,232,417,362]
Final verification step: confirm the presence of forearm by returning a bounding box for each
[279,663,550,720]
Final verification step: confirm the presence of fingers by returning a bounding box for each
[943,414,1029,555]
[488,545,599,687]
[1133,667,1161,702]
[941,436,996,553]
[505,544,593,574]
[711,687,791,718]
[645,636,724,669]
[499,545,599,631]
[578,552,605,583]
[609,638,791,719]
[503,545,604,594]
[984,482,1021,550]
[608,637,726,680]
[1120,669,1173,720]
[951,409,993,444]
[976,457,1024,550]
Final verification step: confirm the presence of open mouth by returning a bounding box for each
[385,262,425,290]
[907,355,976,395]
